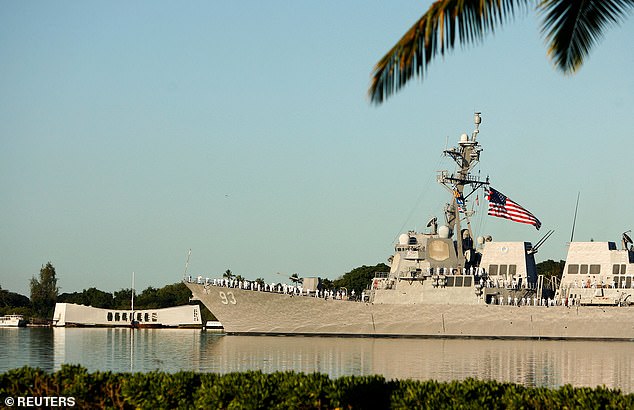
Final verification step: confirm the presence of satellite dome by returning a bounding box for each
[477,236,485,245]
[398,233,409,245]
[460,133,469,142]
[438,225,451,239]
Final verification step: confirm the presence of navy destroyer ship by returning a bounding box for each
[186,114,634,339]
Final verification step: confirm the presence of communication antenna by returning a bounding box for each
[570,192,580,242]
[183,249,192,280]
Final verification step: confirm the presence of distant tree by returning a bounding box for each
[58,288,114,308]
[536,259,565,282]
[290,273,303,285]
[135,286,159,309]
[255,278,265,288]
[30,262,59,318]
[113,288,133,309]
[0,285,31,309]
[320,278,334,291]
[57,291,81,305]
[154,283,192,308]
[223,269,234,280]
[333,263,390,297]
[84,287,114,308]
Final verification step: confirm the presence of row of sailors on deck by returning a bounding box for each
[193,276,352,300]
[491,296,557,307]
[568,279,634,289]
[481,278,533,290]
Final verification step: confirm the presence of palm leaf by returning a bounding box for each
[369,0,533,104]
[539,0,634,74]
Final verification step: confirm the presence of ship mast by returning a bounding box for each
[437,112,489,267]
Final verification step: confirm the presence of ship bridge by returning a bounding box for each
[479,242,537,288]
[560,242,633,289]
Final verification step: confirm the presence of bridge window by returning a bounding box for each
[463,277,472,287]
[489,265,498,275]
[107,312,113,321]
[115,312,120,321]
[590,265,601,275]
[568,264,579,274]
[612,264,626,275]
[500,265,508,275]
[455,277,463,287]
[446,277,455,287]
[509,265,517,275]
[580,265,588,275]
[122,313,127,321]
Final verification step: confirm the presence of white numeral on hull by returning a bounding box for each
[219,291,237,305]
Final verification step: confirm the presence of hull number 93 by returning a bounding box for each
[219,291,237,305]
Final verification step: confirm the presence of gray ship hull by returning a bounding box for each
[186,282,634,340]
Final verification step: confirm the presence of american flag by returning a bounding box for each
[486,187,541,230]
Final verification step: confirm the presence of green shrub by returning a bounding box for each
[2,366,633,409]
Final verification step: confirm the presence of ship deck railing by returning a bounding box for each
[186,276,366,302]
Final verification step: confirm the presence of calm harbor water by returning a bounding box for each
[2,327,634,392]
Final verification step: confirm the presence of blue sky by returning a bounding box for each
[2,1,633,296]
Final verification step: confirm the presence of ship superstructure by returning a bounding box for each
[371,113,544,306]
[557,238,634,306]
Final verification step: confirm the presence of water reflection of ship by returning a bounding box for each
[200,335,634,391]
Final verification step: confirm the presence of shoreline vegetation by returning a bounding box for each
[1,365,631,409]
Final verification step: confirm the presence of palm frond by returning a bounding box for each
[369,0,533,104]
[540,0,634,74]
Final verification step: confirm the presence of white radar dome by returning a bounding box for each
[460,133,469,143]
[398,233,409,245]
[438,225,451,239]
